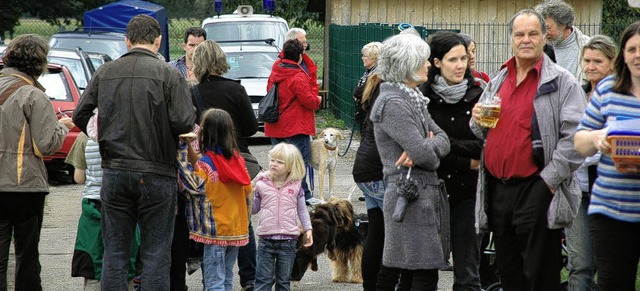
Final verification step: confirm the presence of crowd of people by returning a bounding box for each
[351,1,640,291]
[1,1,640,290]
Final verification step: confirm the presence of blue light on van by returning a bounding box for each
[214,0,223,14]
[263,0,275,14]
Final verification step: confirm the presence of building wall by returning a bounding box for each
[331,0,603,26]
[323,0,604,126]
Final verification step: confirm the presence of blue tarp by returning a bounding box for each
[83,0,170,61]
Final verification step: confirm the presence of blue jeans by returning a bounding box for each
[357,180,385,209]
[254,239,297,291]
[237,222,256,287]
[271,135,312,200]
[202,245,239,291]
[450,199,482,291]
[565,194,595,291]
[100,169,177,291]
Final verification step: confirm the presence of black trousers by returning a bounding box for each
[376,268,438,291]
[589,213,640,291]
[488,175,562,291]
[0,192,46,291]
[362,207,384,291]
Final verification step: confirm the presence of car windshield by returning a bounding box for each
[225,51,279,79]
[38,71,72,101]
[47,57,88,89]
[204,21,287,48]
[50,37,127,60]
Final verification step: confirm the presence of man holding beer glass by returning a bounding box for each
[470,9,586,291]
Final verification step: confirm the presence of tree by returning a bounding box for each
[602,0,640,42]
[0,0,320,38]
[0,0,112,35]
[0,0,21,39]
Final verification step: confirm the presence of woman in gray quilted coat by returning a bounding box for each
[370,33,451,290]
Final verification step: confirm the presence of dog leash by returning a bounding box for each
[338,122,357,157]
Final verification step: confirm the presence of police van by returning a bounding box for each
[202,5,289,131]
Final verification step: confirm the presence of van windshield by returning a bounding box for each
[225,51,279,79]
[204,21,287,48]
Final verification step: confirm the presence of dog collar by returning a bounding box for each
[324,144,337,151]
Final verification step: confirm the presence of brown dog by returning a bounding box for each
[291,198,364,283]
[309,128,344,200]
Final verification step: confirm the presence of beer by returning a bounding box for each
[480,104,501,128]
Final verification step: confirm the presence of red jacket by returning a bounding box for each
[272,52,319,96]
[265,59,320,138]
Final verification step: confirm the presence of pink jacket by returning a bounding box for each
[252,173,312,237]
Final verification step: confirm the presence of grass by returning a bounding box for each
[315,109,347,130]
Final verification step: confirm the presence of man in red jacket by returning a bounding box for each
[266,38,323,205]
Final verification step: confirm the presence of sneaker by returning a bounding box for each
[186,257,202,275]
[305,197,325,206]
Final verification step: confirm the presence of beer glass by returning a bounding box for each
[480,96,501,128]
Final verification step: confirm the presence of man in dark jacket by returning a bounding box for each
[73,14,195,290]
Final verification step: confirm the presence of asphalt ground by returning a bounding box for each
[7,129,454,290]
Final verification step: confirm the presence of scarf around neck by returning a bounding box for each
[431,75,469,104]
[388,81,430,124]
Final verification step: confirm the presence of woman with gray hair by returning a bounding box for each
[370,33,450,290]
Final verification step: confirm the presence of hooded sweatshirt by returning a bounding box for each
[265,59,321,138]
[177,145,252,246]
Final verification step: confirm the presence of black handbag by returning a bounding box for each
[258,83,297,123]
[258,84,280,123]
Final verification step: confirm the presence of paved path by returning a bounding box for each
[7,131,454,290]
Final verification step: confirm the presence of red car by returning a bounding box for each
[0,61,83,183]
[41,63,83,176]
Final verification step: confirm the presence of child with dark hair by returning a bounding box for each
[177,108,252,291]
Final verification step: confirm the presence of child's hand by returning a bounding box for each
[179,132,197,143]
[303,229,313,247]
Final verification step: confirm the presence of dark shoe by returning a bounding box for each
[186,257,202,275]
[439,261,453,271]
[241,284,254,291]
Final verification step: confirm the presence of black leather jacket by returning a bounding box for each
[74,48,196,178]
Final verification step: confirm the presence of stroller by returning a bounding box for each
[480,231,569,291]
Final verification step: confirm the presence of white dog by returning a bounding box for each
[309,128,344,200]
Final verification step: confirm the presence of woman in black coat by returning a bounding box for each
[419,31,484,291]
[192,40,260,290]
[192,40,258,160]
